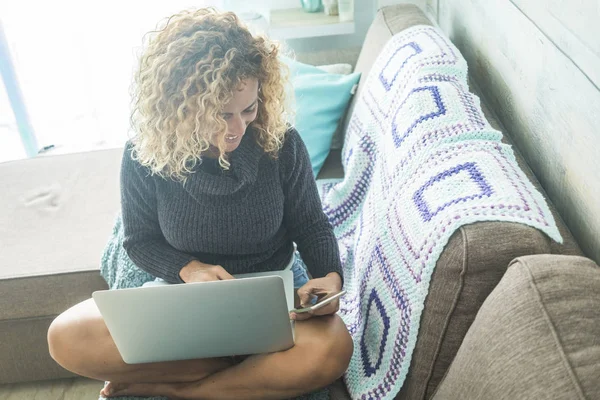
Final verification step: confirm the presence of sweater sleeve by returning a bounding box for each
[281,128,344,283]
[120,145,196,283]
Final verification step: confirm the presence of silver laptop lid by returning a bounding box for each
[93,273,294,364]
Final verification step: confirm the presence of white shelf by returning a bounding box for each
[268,8,355,40]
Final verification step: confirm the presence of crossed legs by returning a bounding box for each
[47,298,353,399]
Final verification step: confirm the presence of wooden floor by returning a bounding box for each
[0,377,103,400]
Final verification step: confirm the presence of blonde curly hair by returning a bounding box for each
[130,8,290,181]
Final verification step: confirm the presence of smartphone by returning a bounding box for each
[291,290,347,313]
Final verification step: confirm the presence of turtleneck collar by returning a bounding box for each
[182,128,266,198]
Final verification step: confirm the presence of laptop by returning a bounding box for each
[92,270,295,364]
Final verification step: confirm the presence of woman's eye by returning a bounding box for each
[244,107,256,114]
[222,114,232,120]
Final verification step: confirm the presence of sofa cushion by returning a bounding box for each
[431,255,600,400]
[283,56,361,176]
[396,221,555,400]
[0,147,120,385]
[0,150,116,321]
[0,148,120,383]
[0,316,76,383]
[0,149,119,320]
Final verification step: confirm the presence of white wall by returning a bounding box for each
[226,0,427,53]
[286,0,378,52]
[378,0,426,11]
[222,0,376,52]
[285,0,427,52]
[435,0,600,264]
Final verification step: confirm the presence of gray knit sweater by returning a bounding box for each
[121,127,343,284]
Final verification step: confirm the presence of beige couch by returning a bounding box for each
[1,4,598,400]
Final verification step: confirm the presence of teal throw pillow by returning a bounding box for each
[282,56,361,176]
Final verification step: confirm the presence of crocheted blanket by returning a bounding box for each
[317,25,562,400]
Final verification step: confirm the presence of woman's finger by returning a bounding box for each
[297,282,317,307]
[292,298,339,320]
[290,310,314,321]
[312,299,340,316]
[215,265,235,280]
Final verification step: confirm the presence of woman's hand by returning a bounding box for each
[291,272,343,321]
[179,260,235,283]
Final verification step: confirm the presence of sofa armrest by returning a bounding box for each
[397,221,556,400]
[431,255,600,400]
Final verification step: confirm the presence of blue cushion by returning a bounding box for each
[282,57,361,176]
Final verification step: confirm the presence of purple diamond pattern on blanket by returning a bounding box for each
[392,86,446,147]
[360,288,390,377]
[413,162,493,222]
[344,243,413,399]
[379,42,422,91]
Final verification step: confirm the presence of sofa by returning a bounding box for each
[1,3,599,400]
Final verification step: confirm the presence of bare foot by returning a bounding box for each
[100,381,180,398]
[98,357,240,398]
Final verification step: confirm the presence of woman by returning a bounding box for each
[47,8,352,400]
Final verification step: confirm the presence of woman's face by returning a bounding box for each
[213,78,259,153]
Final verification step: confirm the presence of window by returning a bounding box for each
[0,1,225,162]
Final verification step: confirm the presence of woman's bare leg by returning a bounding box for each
[103,314,353,400]
[47,298,233,384]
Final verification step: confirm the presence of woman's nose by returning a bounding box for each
[229,115,246,136]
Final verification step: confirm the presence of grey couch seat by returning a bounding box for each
[1,149,117,382]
